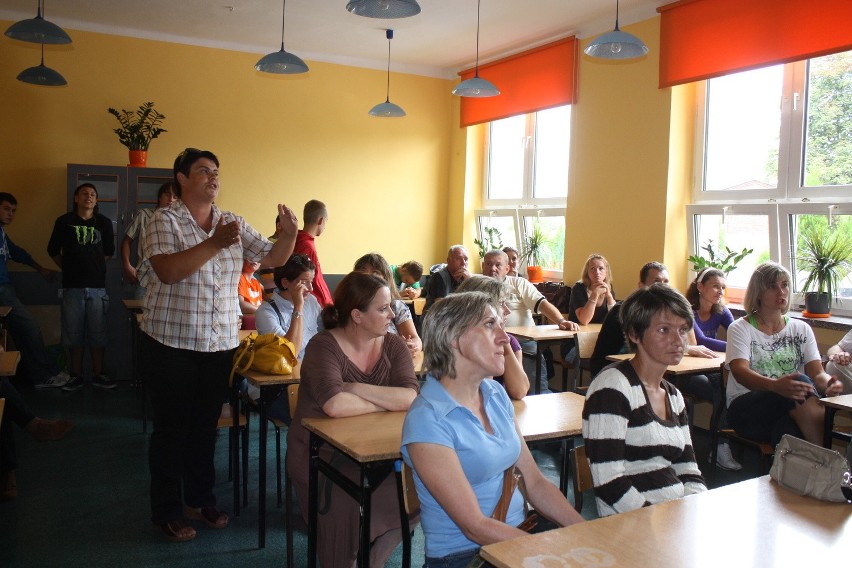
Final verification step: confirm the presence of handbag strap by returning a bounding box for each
[228,336,256,387]
[267,297,287,330]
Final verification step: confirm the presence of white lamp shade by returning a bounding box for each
[584,29,648,60]
[346,0,421,19]
[453,76,500,98]
[369,100,406,117]
[255,49,309,74]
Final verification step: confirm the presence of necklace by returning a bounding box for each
[755,311,784,336]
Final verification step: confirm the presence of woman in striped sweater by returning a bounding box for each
[582,284,706,517]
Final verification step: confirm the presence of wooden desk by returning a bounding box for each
[506,324,601,394]
[303,390,586,568]
[606,351,725,376]
[121,298,143,313]
[481,475,852,567]
[0,351,21,376]
[820,393,852,448]
[241,364,300,549]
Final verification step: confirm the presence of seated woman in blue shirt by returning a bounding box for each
[402,292,584,567]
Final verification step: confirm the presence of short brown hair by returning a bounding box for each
[303,199,327,225]
[620,284,694,351]
[321,271,388,329]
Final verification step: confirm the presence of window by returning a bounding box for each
[690,50,852,306]
[477,105,571,278]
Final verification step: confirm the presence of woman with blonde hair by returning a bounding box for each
[726,262,842,445]
[568,253,616,326]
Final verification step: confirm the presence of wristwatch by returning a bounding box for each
[292,309,302,320]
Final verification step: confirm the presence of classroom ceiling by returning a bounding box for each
[0,0,674,78]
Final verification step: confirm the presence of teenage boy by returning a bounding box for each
[47,183,115,391]
[0,192,66,389]
[293,199,332,306]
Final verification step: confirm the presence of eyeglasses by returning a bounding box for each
[174,147,203,173]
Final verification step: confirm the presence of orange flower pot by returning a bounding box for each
[527,266,544,283]
[128,150,148,168]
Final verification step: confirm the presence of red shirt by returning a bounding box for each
[294,230,333,307]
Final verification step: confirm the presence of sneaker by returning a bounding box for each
[35,371,70,390]
[92,373,117,390]
[714,442,743,471]
[61,375,84,392]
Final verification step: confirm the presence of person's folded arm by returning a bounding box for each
[321,392,384,418]
[342,382,416,412]
[407,443,528,545]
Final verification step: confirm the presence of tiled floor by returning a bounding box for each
[1,378,764,568]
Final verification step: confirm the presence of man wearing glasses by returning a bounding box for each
[138,148,298,543]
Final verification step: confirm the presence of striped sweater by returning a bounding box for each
[582,360,706,517]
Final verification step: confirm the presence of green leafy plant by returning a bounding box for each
[688,240,753,275]
[520,225,548,267]
[107,101,167,150]
[796,225,852,305]
[474,226,503,259]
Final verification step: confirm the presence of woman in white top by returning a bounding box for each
[726,262,843,445]
[353,252,423,356]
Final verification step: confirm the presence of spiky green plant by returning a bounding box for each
[107,101,166,150]
[688,239,753,275]
[796,225,852,306]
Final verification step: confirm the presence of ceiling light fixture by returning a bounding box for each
[255,0,309,74]
[5,0,72,45]
[369,29,406,118]
[346,0,421,19]
[584,0,648,60]
[452,0,499,98]
[17,43,67,86]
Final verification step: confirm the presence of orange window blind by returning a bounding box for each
[658,0,852,88]
[458,36,578,128]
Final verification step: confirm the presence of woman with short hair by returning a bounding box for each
[582,284,706,517]
[402,292,583,567]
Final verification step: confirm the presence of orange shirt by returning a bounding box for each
[238,273,264,308]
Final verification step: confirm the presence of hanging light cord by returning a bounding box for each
[474,0,482,76]
[384,32,392,101]
[279,0,287,50]
[614,0,622,31]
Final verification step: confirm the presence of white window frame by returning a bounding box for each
[689,51,852,309]
[474,207,565,280]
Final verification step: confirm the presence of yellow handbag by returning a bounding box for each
[229,332,298,386]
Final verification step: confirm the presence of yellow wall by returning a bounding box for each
[2,16,692,285]
[0,25,457,273]
[566,17,687,291]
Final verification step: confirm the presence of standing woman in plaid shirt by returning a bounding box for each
[138,148,298,542]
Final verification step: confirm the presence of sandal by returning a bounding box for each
[184,506,229,529]
[156,520,196,542]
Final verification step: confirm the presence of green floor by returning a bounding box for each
[1,378,761,568]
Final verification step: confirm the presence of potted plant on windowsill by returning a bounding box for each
[521,225,548,283]
[796,225,852,317]
[107,101,167,168]
[474,226,503,260]
[688,240,753,303]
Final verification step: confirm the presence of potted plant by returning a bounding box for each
[473,226,503,260]
[796,225,852,317]
[107,101,167,168]
[520,225,549,283]
[688,239,753,276]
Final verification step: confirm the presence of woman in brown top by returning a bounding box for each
[287,271,420,568]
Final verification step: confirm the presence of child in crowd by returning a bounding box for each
[392,260,423,299]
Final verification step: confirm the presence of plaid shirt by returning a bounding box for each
[139,200,271,352]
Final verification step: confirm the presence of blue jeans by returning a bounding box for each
[520,339,551,394]
[60,288,109,348]
[0,283,57,384]
[424,548,480,568]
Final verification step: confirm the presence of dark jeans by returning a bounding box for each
[425,548,480,568]
[142,332,233,524]
[675,372,730,429]
[0,377,36,472]
[727,374,814,446]
[0,284,58,385]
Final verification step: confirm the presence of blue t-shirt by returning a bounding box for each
[401,375,524,558]
[692,306,734,352]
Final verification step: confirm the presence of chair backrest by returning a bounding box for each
[709,363,727,433]
[287,384,300,419]
[570,445,593,512]
[413,298,426,316]
[576,331,600,359]
[401,461,420,515]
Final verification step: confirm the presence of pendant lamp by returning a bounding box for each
[5,0,72,45]
[452,0,499,98]
[584,0,648,60]
[369,29,406,117]
[255,0,308,74]
[17,44,67,86]
[346,0,421,19]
